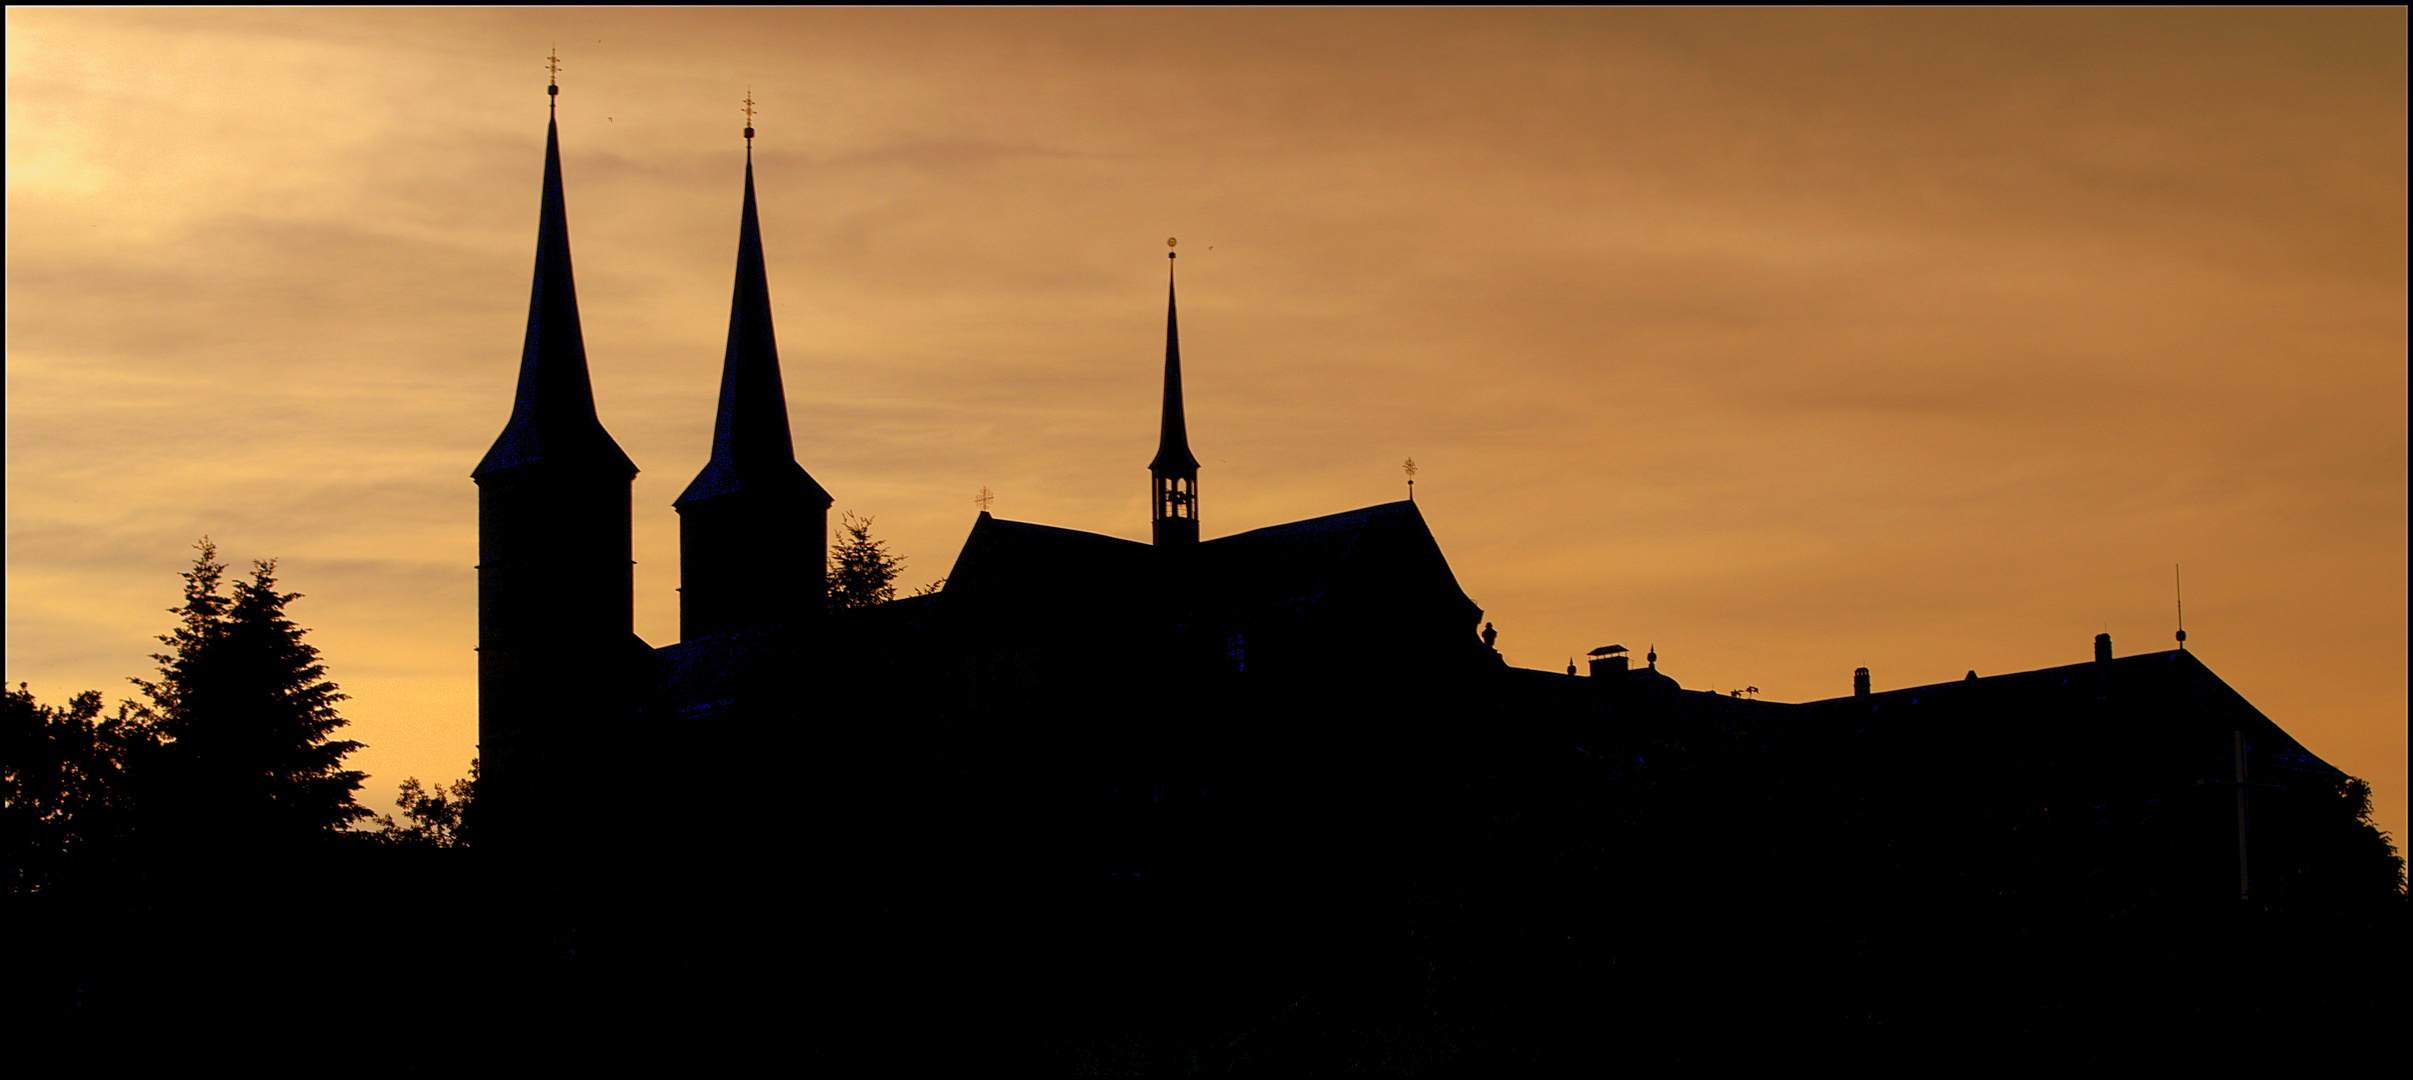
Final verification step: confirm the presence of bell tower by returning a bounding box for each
[471,63,641,855]
[674,99,832,640]
[1151,239,1200,547]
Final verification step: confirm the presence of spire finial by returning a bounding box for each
[743,89,756,145]
[1168,236,1177,260]
[974,485,995,512]
[1404,457,1417,500]
[2175,563,2187,650]
[547,47,561,110]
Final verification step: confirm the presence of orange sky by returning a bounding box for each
[8,9,2406,855]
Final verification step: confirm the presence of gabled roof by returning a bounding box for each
[1197,500,1480,624]
[939,512,1154,617]
[936,499,1482,633]
[1792,647,2342,784]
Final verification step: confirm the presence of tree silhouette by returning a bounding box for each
[829,512,904,611]
[129,538,370,848]
[3,682,156,892]
[374,759,477,848]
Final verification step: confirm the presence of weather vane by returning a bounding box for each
[743,89,757,144]
[547,47,562,108]
[1403,457,1417,500]
[974,486,995,512]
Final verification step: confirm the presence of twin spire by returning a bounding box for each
[493,63,1202,568]
[472,66,634,480]
[673,95,828,510]
[670,86,832,641]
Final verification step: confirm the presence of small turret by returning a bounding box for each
[1151,239,1200,547]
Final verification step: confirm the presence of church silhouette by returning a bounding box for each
[472,84,1503,867]
[465,85,2391,1063]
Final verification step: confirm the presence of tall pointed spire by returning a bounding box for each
[674,120,826,508]
[473,57,642,862]
[1151,238,1201,546]
[675,97,832,640]
[474,60,635,479]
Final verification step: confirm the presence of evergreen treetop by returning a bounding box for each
[128,538,370,845]
[830,512,904,611]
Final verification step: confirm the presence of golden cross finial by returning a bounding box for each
[546,48,562,107]
[974,486,995,512]
[743,90,757,143]
[1403,457,1417,500]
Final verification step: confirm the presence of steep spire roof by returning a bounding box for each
[1149,252,1201,475]
[474,93,636,479]
[675,139,830,507]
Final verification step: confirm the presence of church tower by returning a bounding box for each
[1151,242,1201,547]
[673,108,832,640]
[472,71,642,854]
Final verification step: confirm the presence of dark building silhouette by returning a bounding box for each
[469,93,2393,1062]
[673,136,831,643]
[471,92,643,860]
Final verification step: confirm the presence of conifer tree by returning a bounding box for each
[829,512,904,611]
[129,539,370,846]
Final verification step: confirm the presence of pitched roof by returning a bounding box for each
[937,499,1482,632]
[1792,647,2343,784]
[1197,500,1480,624]
[939,512,1154,618]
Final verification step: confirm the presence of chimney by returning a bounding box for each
[2094,632,2113,663]
[1587,645,1629,677]
[1853,667,1870,698]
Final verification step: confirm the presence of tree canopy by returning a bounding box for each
[4,683,156,892]
[374,760,477,848]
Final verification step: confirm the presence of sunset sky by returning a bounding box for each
[8,9,2405,853]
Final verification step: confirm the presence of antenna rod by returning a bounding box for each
[2175,563,2187,650]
